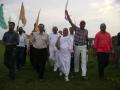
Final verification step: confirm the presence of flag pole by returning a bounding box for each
[65,0,69,20]
[17,2,21,31]
[17,3,21,32]
[34,9,41,32]
[65,0,69,10]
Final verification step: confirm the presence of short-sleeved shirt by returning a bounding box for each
[32,32,49,49]
[74,27,88,45]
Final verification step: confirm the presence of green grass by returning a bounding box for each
[0,44,120,90]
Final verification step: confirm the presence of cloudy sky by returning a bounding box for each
[0,0,120,39]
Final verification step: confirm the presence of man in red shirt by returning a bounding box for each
[93,23,112,80]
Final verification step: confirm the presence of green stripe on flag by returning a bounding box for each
[0,4,7,29]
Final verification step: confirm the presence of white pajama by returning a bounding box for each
[74,45,87,76]
[49,33,60,67]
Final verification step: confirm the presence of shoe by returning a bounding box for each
[53,67,57,72]
[74,70,79,73]
[9,76,15,80]
[99,77,105,80]
[65,76,70,82]
[21,66,25,69]
[38,75,43,80]
[82,76,88,80]
[59,72,63,76]
[16,69,20,72]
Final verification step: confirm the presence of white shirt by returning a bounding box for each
[17,33,27,47]
[69,34,74,43]
[49,33,60,48]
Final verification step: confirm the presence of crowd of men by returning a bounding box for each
[2,10,120,82]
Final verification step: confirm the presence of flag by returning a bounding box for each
[65,0,69,20]
[0,4,7,29]
[35,10,40,32]
[19,2,26,26]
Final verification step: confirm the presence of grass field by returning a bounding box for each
[0,44,120,90]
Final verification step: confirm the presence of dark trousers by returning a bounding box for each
[30,45,35,68]
[70,52,74,72]
[116,46,120,68]
[97,52,109,79]
[4,46,17,79]
[34,48,47,79]
[23,45,27,66]
[16,47,25,70]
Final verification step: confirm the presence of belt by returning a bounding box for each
[6,45,16,48]
[75,43,86,46]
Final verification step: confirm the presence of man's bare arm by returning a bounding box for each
[65,10,77,28]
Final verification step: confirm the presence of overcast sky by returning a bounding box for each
[0,0,120,39]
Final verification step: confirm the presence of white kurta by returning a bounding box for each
[58,35,73,76]
[17,33,27,47]
[49,33,60,60]
[49,33,60,67]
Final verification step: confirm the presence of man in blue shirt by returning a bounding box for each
[2,22,19,80]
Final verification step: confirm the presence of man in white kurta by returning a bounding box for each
[17,27,28,70]
[49,26,60,71]
[57,28,73,82]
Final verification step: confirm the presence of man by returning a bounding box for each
[2,22,19,80]
[49,26,60,71]
[16,27,27,71]
[32,23,49,79]
[93,23,112,80]
[56,28,73,82]
[65,10,88,80]
[69,27,74,72]
[29,23,36,68]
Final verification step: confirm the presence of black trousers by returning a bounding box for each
[33,48,47,79]
[70,52,74,72]
[23,45,27,66]
[4,45,17,79]
[30,45,35,68]
[16,47,25,70]
[97,52,109,79]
